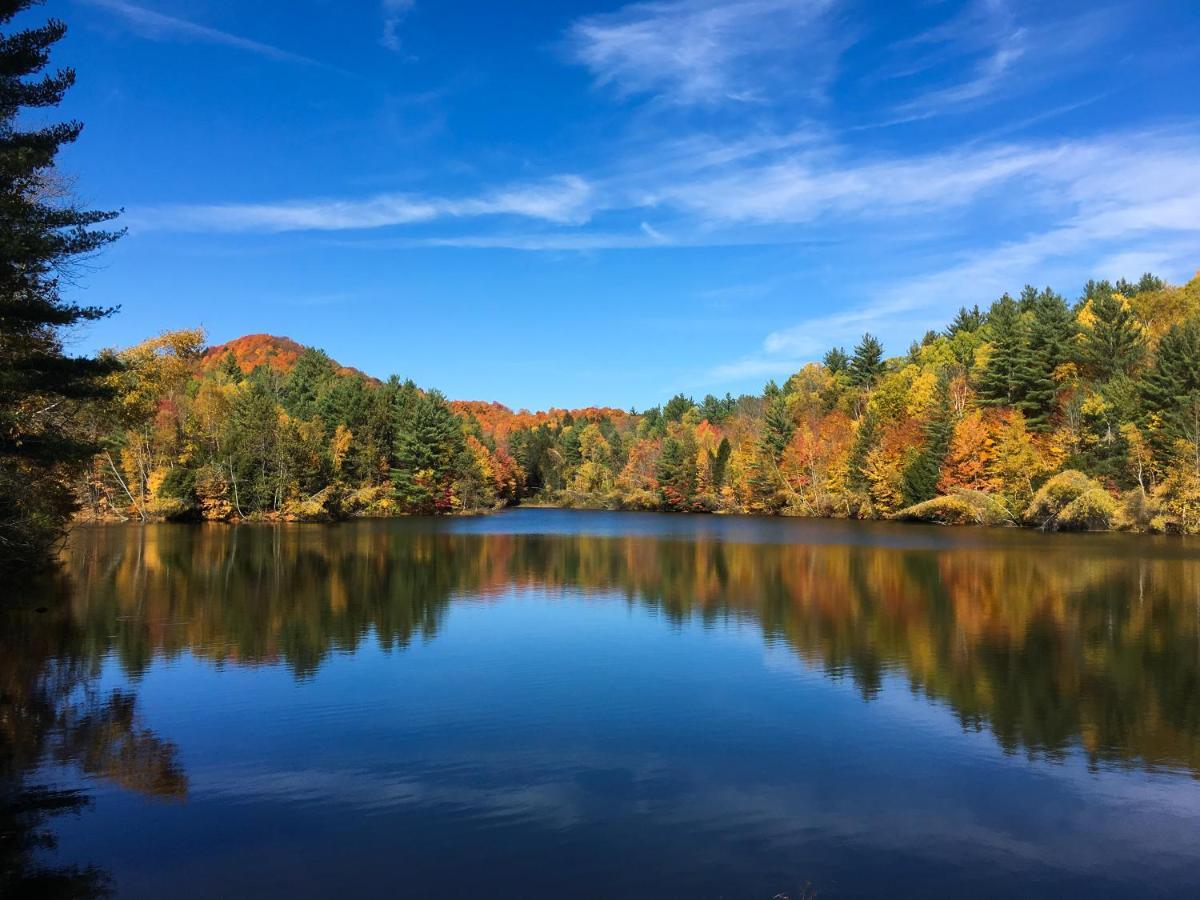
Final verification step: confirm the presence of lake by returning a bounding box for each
[3,509,1200,898]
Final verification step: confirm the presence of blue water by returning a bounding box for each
[5,510,1200,897]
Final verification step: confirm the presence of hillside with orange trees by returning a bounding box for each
[200,334,377,383]
[80,269,1200,533]
[450,400,634,445]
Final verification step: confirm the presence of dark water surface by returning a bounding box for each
[3,510,1200,897]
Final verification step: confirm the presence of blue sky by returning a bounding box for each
[40,0,1200,409]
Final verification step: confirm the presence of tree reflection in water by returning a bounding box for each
[1,575,185,898]
[50,519,1200,774]
[3,516,1199,895]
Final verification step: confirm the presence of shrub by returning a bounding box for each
[896,490,1012,526]
[1024,470,1115,531]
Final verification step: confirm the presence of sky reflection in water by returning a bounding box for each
[5,510,1200,898]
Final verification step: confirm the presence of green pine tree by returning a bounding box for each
[662,393,695,423]
[978,294,1032,407]
[218,349,243,383]
[391,391,466,514]
[1078,290,1146,380]
[849,333,886,387]
[1021,289,1076,430]
[656,431,698,510]
[761,396,794,460]
[709,436,732,490]
[1140,317,1200,455]
[846,409,880,492]
[901,377,954,506]
[945,305,985,336]
[822,347,849,374]
[281,348,336,419]
[1,2,124,571]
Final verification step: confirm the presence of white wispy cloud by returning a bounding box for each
[893,34,1027,118]
[704,130,1200,382]
[647,141,1064,224]
[143,175,594,233]
[639,221,669,243]
[381,0,415,53]
[877,0,1115,122]
[566,0,845,106]
[84,0,322,65]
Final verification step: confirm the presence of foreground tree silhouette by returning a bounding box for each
[0,0,123,573]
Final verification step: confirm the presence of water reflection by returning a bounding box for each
[0,577,185,897]
[42,516,1200,774]
[4,513,1200,897]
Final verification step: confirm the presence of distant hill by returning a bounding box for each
[200,334,377,383]
[450,400,633,442]
[200,336,624,423]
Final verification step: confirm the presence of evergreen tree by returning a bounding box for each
[638,406,666,438]
[761,395,794,460]
[217,349,243,383]
[662,393,694,423]
[710,436,732,490]
[1017,284,1040,313]
[391,391,466,513]
[281,348,336,419]
[822,347,849,374]
[846,410,879,492]
[508,424,554,493]
[699,392,735,423]
[656,431,698,510]
[1078,290,1146,380]
[977,294,1032,407]
[1116,273,1166,296]
[849,333,885,387]
[1021,289,1076,430]
[225,375,285,515]
[0,2,124,570]
[1141,317,1200,454]
[946,305,985,336]
[902,378,954,505]
[555,424,581,470]
[1137,272,1166,294]
[1078,278,1114,312]
[317,374,370,439]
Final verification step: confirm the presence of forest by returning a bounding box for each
[76,269,1200,535]
[4,0,1200,581]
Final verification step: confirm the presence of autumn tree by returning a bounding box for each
[938,409,994,493]
[94,329,206,519]
[989,411,1042,511]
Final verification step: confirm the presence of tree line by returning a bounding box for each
[45,523,1200,776]
[80,266,1200,536]
[4,0,1200,579]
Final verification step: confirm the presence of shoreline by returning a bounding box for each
[71,498,1200,538]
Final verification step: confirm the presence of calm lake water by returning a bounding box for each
[4,509,1200,898]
